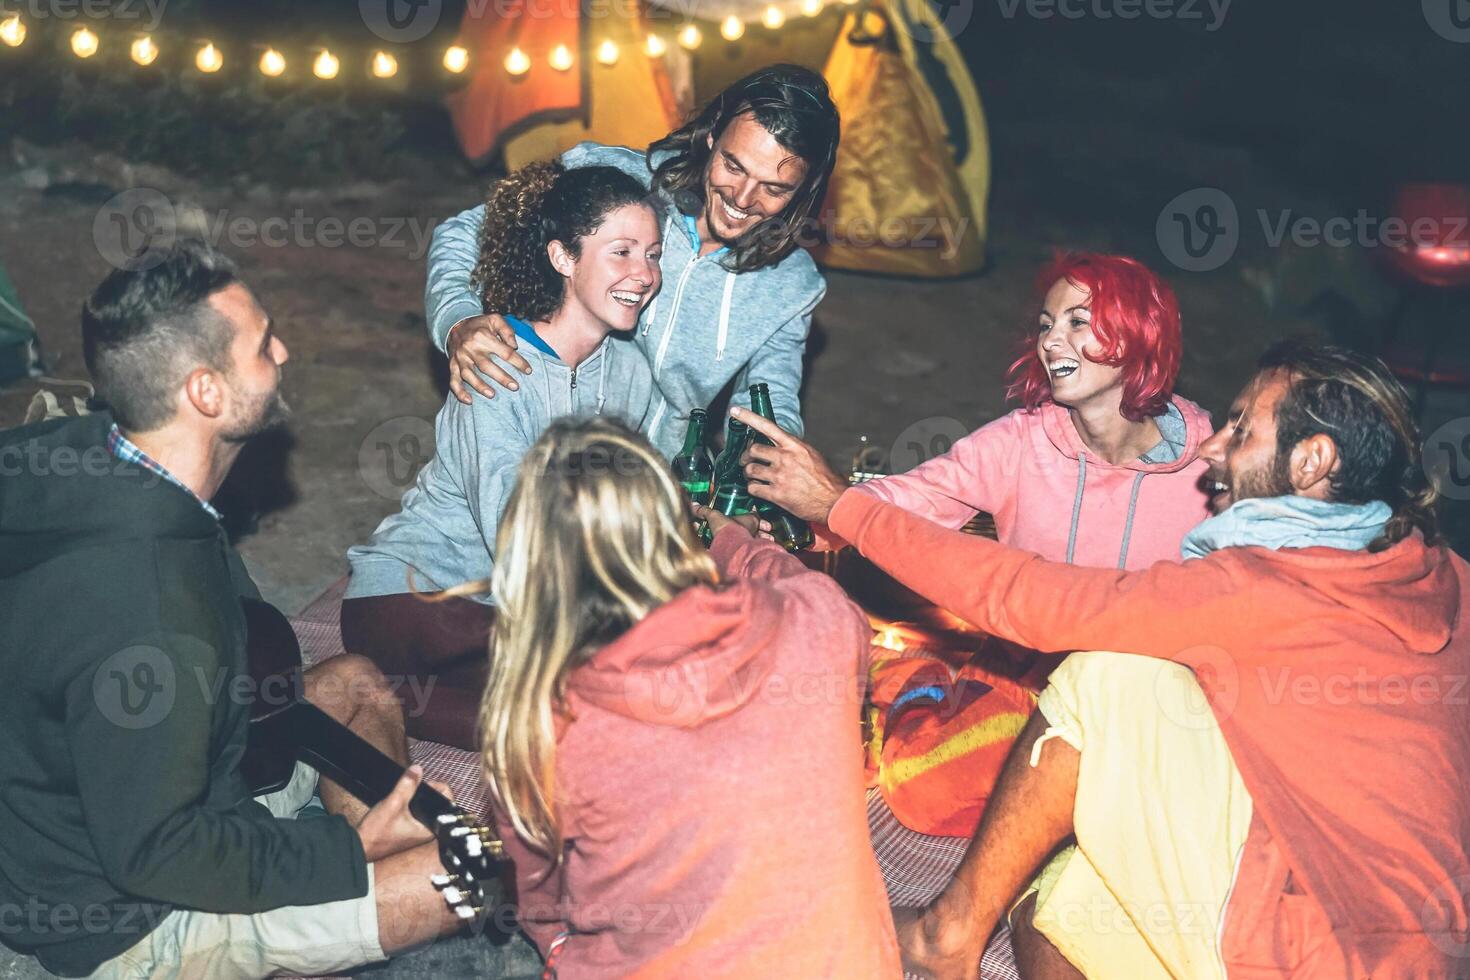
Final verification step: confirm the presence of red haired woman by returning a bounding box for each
[854,251,1211,569]
[834,253,1213,975]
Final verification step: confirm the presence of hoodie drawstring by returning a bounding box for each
[1065,454,1087,565]
[715,270,735,362]
[641,213,676,337]
[1116,472,1146,570]
[595,343,608,415]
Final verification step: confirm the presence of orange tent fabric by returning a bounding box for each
[446,1,679,170]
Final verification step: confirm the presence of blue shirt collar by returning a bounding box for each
[504,314,560,360]
[106,423,222,522]
[683,212,729,259]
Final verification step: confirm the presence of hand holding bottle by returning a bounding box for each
[731,408,849,524]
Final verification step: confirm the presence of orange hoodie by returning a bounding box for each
[493,525,901,978]
[829,490,1470,977]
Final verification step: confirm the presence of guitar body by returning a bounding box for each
[239,598,505,920]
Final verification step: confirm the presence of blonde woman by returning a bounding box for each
[480,417,900,978]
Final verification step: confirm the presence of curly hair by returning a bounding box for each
[1007,252,1183,422]
[472,162,654,322]
[646,63,839,274]
[1257,340,1438,550]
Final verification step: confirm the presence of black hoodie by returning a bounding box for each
[0,413,366,976]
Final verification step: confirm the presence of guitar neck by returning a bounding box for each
[283,701,459,827]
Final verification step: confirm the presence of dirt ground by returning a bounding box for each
[4,2,1469,614]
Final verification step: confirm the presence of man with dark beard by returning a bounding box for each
[0,241,471,978]
[735,342,1469,979]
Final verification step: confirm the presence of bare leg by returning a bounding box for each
[898,710,1081,980]
[1010,892,1085,980]
[372,840,470,955]
[303,654,410,825]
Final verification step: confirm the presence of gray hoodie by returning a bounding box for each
[346,328,651,601]
[425,142,827,459]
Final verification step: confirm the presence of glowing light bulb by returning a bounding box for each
[644,33,667,57]
[371,50,398,78]
[801,0,824,15]
[595,38,618,65]
[313,49,339,79]
[71,27,99,59]
[195,42,222,73]
[720,15,745,40]
[504,46,530,75]
[1,14,27,48]
[130,35,158,66]
[763,5,786,28]
[677,23,702,49]
[259,48,285,77]
[548,43,573,71]
[444,44,469,73]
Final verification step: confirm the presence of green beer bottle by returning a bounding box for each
[709,416,755,517]
[748,383,815,551]
[672,409,715,504]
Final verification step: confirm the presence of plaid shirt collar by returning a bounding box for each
[106,424,222,522]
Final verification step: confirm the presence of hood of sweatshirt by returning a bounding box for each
[1254,534,1459,656]
[1039,395,1212,473]
[0,412,220,581]
[565,579,785,729]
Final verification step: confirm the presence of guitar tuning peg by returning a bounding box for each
[454,904,478,921]
[431,873,462,889]
[436,813,459,826]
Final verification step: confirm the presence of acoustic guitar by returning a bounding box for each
[239,598,505,922]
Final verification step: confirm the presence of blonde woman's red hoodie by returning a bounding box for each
[492,526,901,979]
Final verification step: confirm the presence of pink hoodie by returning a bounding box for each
[853,397,1214,569]
[493,527,901,979]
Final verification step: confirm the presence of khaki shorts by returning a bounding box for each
[1019,652,1255,980]
[85,762,386,980]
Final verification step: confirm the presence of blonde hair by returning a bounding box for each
[478,417,717,858]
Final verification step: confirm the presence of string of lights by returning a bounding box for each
[0,1,857,82]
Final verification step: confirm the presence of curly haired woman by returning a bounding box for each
[340,162,663,749]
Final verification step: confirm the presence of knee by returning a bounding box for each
[308,654,401,717]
